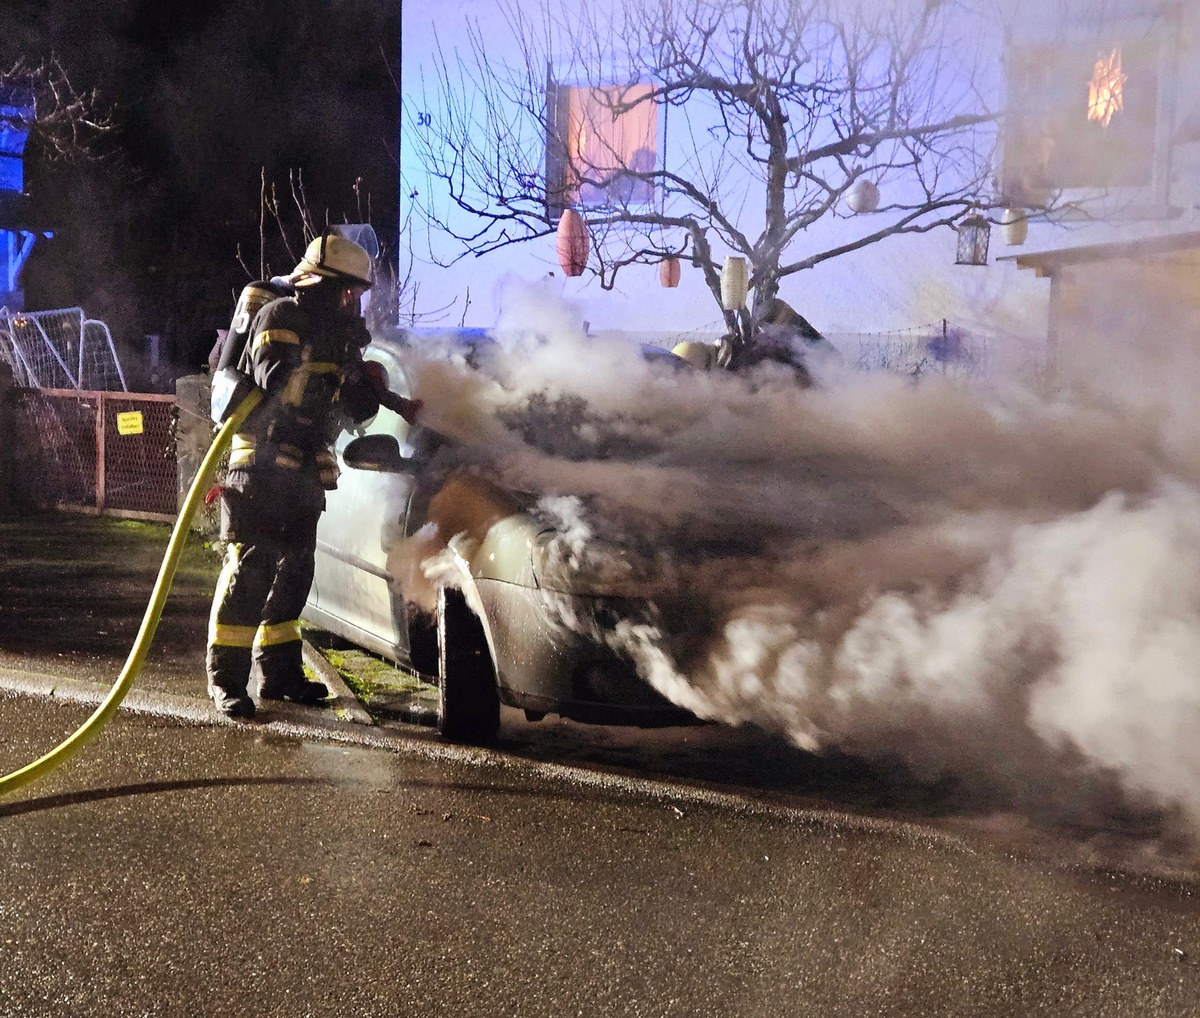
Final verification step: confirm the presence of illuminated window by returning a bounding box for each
[1001,39,1159,203]
[1087,48,1127,128]
[547,82,659,213]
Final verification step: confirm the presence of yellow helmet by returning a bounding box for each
[671,340,717,370]
[289,232,374,288]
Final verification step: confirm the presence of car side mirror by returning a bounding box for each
[342,434,408,472]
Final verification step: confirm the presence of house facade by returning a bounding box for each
[398,0,1198,379]
[1000,1,1200,394]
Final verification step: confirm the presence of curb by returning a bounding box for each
[0,637,379,733]
[0,659,982,852]
[302,640,375,726]
[0,660,407,748]
[0,666,217,726]
[0,660,449,762]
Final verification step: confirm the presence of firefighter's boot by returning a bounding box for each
[206,646,256,719]
[257,639,329,706]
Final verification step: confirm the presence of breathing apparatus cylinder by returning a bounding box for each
[0,386,264,799]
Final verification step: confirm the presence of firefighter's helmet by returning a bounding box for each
[671,340,717,370]
[289,233,374,289]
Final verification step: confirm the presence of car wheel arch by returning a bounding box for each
[435,550,500,665]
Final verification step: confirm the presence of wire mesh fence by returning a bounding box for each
[0,307,128,391]
[11,388,179,519]
[848,321,992,381]
[829,322,1048,385]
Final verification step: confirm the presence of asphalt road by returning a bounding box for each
[3,514,1200,1015]
[2,693,1200,1018]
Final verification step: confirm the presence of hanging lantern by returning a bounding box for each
[556,208,588,277]
[658,256,681,288]
[845,178,880,214]
[955,214,991,266]
[999,207,1028,247]
[720,256,749,310]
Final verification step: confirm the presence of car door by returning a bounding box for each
[308,344,419,662]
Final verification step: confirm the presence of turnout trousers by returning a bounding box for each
[205,479,322,700]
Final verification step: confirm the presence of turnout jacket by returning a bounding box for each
[227,294,380,513]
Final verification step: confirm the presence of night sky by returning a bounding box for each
[1,0,399,383]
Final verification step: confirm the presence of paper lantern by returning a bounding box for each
[556,209,588,277]
[845,179,880,214]
[720,256,748,310]
[659,256,681,288]
[1000,208,1028,247]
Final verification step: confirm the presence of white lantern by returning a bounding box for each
[845,179,880,214]
[720,256,748,310]
[1000,207,1029,247]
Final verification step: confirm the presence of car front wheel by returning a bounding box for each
[437,587,501,743]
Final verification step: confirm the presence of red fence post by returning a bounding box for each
[95,392,106,513]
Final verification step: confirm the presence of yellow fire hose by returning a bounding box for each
[0,388,263,798]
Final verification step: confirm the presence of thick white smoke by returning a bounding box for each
[405,278,1200,833]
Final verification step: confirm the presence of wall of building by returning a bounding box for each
[399,0,1200,383]
[1051,250,1200,416]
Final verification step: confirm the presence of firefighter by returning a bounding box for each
[205,232,419,718]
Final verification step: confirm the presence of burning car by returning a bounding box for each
[302,330,697,743]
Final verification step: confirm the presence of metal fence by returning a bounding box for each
[11,387,178,520]
[851,321,990,380]
[0,306,128,392]
[837,320,1046,383]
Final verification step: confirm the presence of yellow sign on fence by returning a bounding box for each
[116,411,144,436]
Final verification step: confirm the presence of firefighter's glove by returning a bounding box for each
[351,360,421,425]
[338,360,383,424]
[378,390,421,425]
[399,397,423,425]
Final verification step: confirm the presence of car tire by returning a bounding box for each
[406,603,439,678]
[437,587,500,743]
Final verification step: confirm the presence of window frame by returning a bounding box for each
[544,68,667,220]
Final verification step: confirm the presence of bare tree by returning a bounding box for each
[0,56,113,161]
[409,0,1032,358]
[235,168,453,333]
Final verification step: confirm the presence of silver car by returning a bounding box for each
[302,331,696,743]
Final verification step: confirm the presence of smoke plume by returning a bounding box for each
[405,278,1200,834]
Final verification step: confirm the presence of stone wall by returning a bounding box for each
[174,373,218,533]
